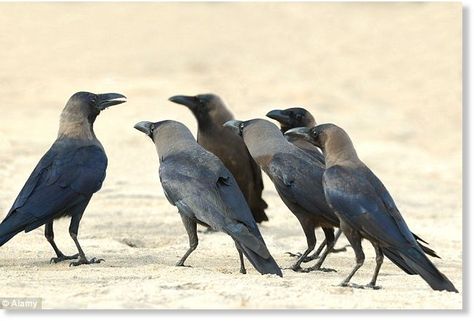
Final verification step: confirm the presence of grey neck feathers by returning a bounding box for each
[243,125,297,162]
[323,135,360,168]
[57,112,96,142]
[153,126,197,160]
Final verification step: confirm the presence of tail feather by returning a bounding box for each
[250,207,269,223]
[418,243,440,259]
[397,247,458,293]
[224,223,270,259]
[249,197,269,223]
[0,211,32,246]
[382,248,417,275]
[412,233,440,258]
[239,242,282,277]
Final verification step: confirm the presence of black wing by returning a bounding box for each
[289,138,326,166]
[159,152,269,258]
[267,152,338,225]
[323,165,416,248]
[2,143,107,231]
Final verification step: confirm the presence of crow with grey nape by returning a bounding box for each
[134,120,282,276]
[0,91,126,266]
[224,118,340,273]
[267,107,348,262]
[168,93,268,224]
[285,124,457,292]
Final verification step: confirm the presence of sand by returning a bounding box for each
[0,2,462,309]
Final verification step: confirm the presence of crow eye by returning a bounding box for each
[295,114,302,121]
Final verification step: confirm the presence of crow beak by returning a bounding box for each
[266,109,291,124]
[284,127,312,140]
[223,120,244,136]
[169,95,199,110]
[97,93,127,110]
[134,121,154,138]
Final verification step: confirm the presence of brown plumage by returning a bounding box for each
[169,94,268,223]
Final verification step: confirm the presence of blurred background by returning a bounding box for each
[0,2,462,308]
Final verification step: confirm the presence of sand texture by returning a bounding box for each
[0,3,462,309]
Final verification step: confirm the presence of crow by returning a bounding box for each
[267,107,325,164]
[169,94,268,223]
[285,124,457,292]
[224,118,340,272]
[134,120,282,276]
[0,91,126,266]
[267,107,348,262]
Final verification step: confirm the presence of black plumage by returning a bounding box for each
[224,119,340,272]
[267,107,325,164]
[169,94,268,223]
[134,120,281,276]
[0,91,126,265]
[267,107,348,262]
[285,124,457,292]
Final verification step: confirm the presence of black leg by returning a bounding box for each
[235,243,246,274]
[68,211,103,267]
[45,221,79,263]
[310,238,327,259]
[366,242,384,289]
[176,215,198,267]
[305,227,337,273]
[339,223,365,288]
[331,229,349,253]
[289,218,316,272]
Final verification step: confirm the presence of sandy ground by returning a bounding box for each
[0,3,462,309]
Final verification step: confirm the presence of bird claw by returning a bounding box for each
[285,251,303,258]
[285,252,319,262]
[365,283,382,290]
[289,264,303,272]
[300,265,337,273]
[240,268,247,274]
[49,253,79,264]
[317,267,337,273]
[69,257,104,267]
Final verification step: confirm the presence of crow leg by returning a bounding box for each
[339,224,365,288]
[68,211,104,267]
[331,229,349,253]
[366,243,384,289]
[45,221,79,263]
[293,228,346,263]
[305,227,337,273]
[289,218,316,271]
[235,243,246,274]
[310,238,327,260]
[176,215,198,267]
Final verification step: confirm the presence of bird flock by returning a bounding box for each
[0,91,458,293]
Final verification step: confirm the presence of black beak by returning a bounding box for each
[284,127,312,141]
[266,109,291,124]
[169,95,199,110]
[223,120,244,136]
[97,93,127,110]
[134,121,154,138]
